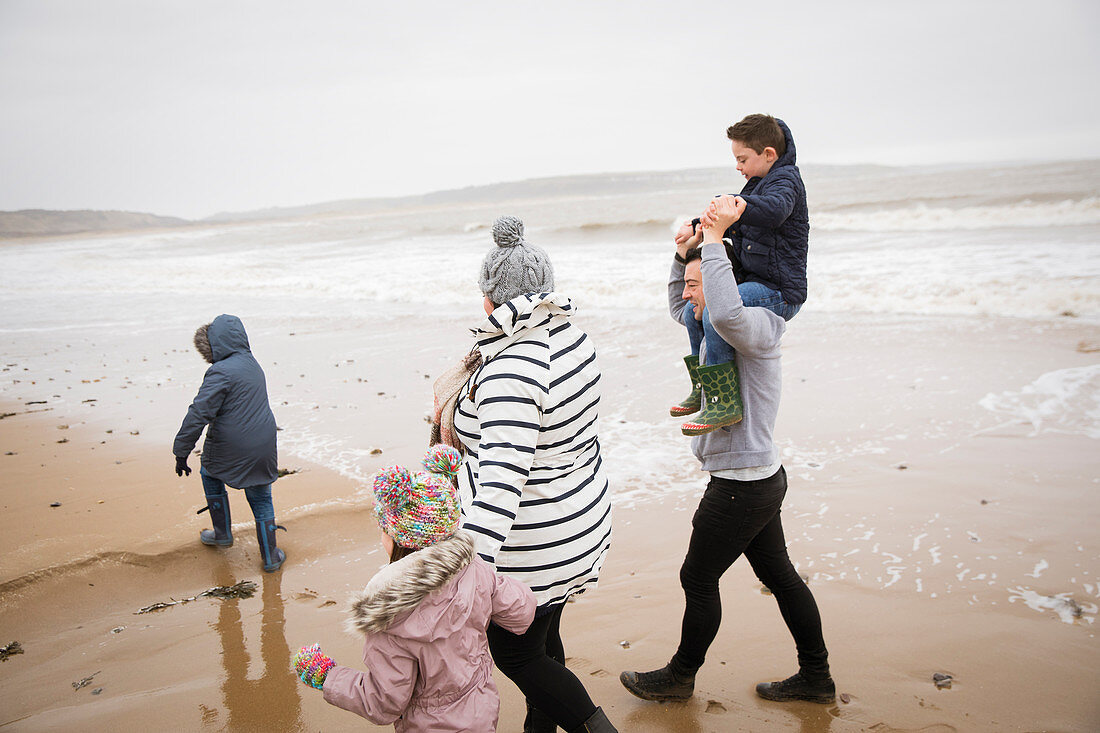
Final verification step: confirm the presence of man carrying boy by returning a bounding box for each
[671,114,809,435]
[621,195,834,704]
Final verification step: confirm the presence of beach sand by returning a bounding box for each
[1,309,1098,732]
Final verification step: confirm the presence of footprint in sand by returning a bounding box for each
[565,656,609,677]
[705,700,727,714]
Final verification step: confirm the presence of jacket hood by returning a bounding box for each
[473,291,575,359]
[207,314,252,362]
[346,531,475,637]
[774,118,797,170]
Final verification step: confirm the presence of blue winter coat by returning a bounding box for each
[726,119,809,305]
[173,314,278,488]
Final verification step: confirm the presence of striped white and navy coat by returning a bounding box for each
[454,292,612,609]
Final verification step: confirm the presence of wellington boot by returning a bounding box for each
[199,493,233,547]
[681,360,743,436]
[256,519,287,572]
[669,355,702,417]
[572,706,617,732]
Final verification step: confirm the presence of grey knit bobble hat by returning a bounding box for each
[478,216,555,306]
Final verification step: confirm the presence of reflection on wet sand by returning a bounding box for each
[210,562,303,731]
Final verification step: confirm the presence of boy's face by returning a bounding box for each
[731,140,777,180]
[682,259,705,312]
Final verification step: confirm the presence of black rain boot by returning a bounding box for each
[523,699,558,732]
[200,493,233,547]
[255,519,287,572]
[572,707,616,733]
[755,671,836,704]
[572,704,616,726]
[619,665,694,702]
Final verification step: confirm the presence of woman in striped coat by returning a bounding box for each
[453,217,615,733]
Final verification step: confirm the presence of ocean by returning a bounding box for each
[1,159,1098,620]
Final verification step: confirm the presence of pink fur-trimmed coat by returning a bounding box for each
[322,531,535,732]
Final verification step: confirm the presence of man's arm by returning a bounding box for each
[698,198,785,356]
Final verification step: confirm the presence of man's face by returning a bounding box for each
[731,140,775,180]
[682,259,705,313]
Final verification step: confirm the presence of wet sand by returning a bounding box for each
[1,311,1098,731]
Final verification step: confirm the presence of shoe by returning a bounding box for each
[572,707,617,732]
[256,519,287,572]
[200,493,233,547]
[680,361,743,436]
[669,355,702,417]
[619,665,694,702]
[755,671,836,704]
[523,699,557,732]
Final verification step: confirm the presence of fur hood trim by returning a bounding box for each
[346,530,475,634]
[193,323,214,364]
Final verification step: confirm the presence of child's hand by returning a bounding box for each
[700,196,746,242]
[293,643,336,690]
[674,220,699,247]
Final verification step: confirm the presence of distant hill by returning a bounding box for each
[0,209,190,239]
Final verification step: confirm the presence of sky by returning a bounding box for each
[1,0,1098,219]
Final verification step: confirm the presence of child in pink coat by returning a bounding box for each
[293,447,536,732]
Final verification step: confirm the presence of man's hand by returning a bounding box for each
[175,455,191,477]
[700,196,747,243]
[700,195,747,229]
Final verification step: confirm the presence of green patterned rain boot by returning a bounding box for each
[681,360,743,436]
[669,355,702,417]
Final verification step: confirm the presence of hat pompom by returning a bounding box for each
[372,465,412,511]
[492,216,525,248]
[423,445,462,477]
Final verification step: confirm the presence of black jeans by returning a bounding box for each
[487,603,597,731]
[670,467,830,680]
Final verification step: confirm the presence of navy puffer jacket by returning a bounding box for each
[726,119,809,305]
[173,314,278,488]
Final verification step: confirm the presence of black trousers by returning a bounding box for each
[670,467,830,679]
[487,603,597,731]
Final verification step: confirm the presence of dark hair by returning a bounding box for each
[683,247,702,264]
[727,114,786,157]
[389,543,418,562]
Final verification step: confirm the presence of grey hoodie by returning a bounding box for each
[173,314,278,487]
[669,243,785,470]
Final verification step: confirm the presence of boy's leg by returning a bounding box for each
[682,305,703,357]
[671,307,705,417]
[245,484,285,572]
[199,467,233,546]
[737,281,802,321]
[243,484,275,522]
[680,307,743,435]
[700,306,736,366]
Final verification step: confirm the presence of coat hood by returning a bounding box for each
[346,531,476,637]
[472,291,575,359]
[774,118,797,170]
[206,314,252,362]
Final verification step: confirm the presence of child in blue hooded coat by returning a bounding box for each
[173,314,285,572]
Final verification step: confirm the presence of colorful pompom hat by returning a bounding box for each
[371,446,463,549]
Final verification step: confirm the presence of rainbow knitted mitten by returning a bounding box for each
[293,643,336,690]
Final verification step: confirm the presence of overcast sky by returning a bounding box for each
[1,0,1098,219]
